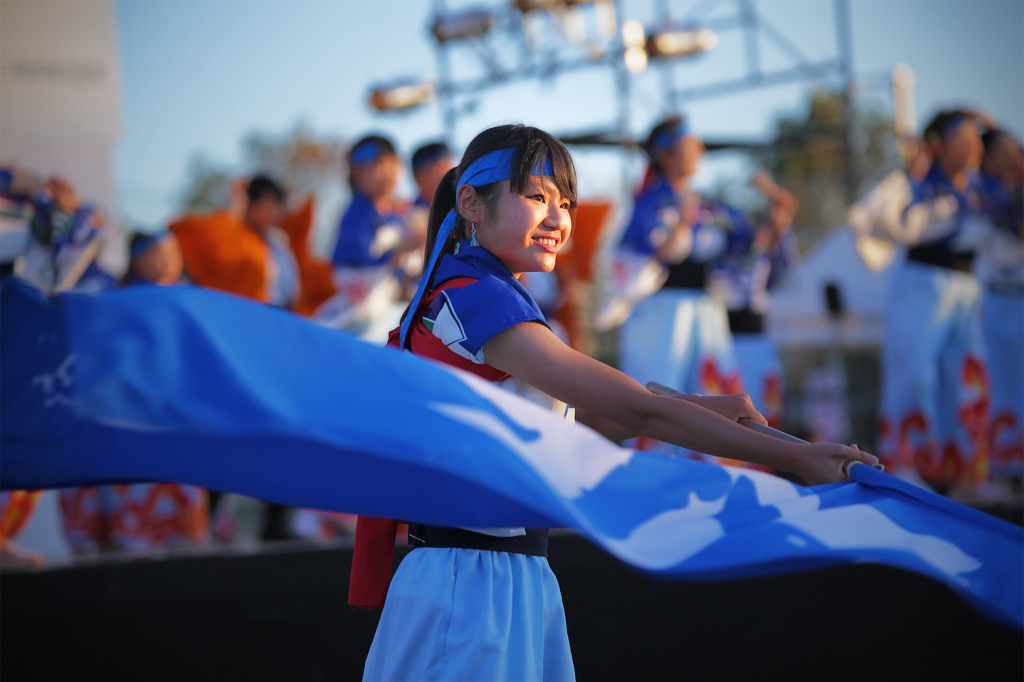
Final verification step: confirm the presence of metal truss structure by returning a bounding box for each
[370,0,864,198]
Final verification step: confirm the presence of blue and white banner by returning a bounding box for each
[1,279,1021,629]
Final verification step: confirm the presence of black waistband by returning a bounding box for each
[907,246,975,273]
[727,309,765,334]
[408,525,549,557]
[662,261,706,290]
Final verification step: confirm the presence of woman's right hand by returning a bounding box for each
[685,393,767,426]
[795,443,880,486]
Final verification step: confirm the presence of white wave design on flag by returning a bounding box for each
[601,494,727,569]
[782,506,982,583]
[431,374,634,500]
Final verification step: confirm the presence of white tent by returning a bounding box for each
[767,226,900,349]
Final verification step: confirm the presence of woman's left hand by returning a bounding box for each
[683,393,768,426]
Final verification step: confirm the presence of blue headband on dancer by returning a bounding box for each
[350,140,384,167]
[650,120,690,154]
[399,147,554,349]
[131,229,170,261]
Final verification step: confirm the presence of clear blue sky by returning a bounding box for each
[113,0,1024,230]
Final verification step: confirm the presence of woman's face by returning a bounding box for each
[354,154,401,200]
[657,134,705,180]
[476,176,572,277]
[246,195,284,234]
[933,120,982,176]
[133,234,183,285]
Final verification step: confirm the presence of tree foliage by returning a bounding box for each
[758,88,899,252]
[177,123,346,212]
[241,123,346,200]
[178,155,232,213]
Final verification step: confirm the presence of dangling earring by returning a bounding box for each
[470,221,479,247]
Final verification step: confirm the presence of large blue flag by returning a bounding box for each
[2,278,1021,629]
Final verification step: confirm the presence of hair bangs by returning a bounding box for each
[506,131,578,209]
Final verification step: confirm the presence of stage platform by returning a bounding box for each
[2,531,1021,681]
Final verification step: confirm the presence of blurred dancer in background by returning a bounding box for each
[170,173,336,317]
[171,175,295,307]
[977,128,1024,481]
[404,142,454,289]
[876,109,997,499]
[317,135,412,334]
[0,165,107,293]
[123,230,183,285]
[709,171,800,430]
[616,116,743,403]
[332,135,408,272]
[409,142,453,232]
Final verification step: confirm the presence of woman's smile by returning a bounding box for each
[531,234,561,252]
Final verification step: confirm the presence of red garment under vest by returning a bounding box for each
[348,277,510,609]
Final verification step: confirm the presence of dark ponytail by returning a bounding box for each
[400,123,577,327]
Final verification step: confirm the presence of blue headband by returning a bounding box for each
[350,140,384,167]
[650,120,690,154]
[457,147,553,189]
[399,147,554,349]
[131,229,170,261]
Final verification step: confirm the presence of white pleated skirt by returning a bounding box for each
[363,547,575,682]
[619,288,740,395]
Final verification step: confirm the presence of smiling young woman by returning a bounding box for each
[354,123,876,682]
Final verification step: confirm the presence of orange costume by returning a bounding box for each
[169,197,336,316]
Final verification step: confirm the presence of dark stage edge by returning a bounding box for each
[2,533,1021,681]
